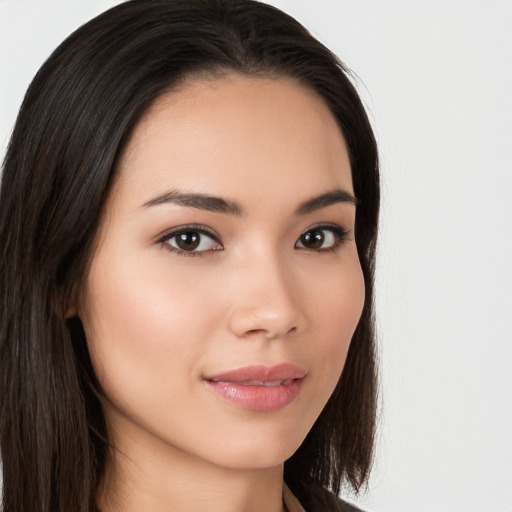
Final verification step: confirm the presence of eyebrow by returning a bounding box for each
[295,188,358,215]
[142,187,357,216]
[142,190,243,215]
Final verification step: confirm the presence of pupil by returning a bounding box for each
[177,231,200,250]
[302,230,324,249]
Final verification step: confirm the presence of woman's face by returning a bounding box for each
[79,75,364,471]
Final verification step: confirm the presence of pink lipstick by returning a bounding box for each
[204,364,307,411]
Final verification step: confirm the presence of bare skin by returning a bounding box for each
[78,75,364,512]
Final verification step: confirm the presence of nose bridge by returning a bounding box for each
[228,247,303,339]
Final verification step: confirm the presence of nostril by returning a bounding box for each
[243,326,297,339]
[245,328,266,337]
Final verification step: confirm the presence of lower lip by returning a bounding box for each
[205,379,304,412]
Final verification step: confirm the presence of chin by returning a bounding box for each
[192,419,310,471]
[208,444,297,472]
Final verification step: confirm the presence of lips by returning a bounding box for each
[226,379,293,386]
[204,364,307,412]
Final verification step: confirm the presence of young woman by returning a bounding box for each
[0,1,379,511]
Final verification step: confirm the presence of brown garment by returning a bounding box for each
[283,484,306,511]
[283,484,366,512]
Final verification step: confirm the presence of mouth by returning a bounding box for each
[215,379,296,386]
[204,364,307,412]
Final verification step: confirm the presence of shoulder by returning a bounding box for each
[316,487,366,512]
[285,483,367,512]
[336,498,367,512]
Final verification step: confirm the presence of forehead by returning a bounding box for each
[113,74,352,209]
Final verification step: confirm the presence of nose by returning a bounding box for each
[227,253,306,340]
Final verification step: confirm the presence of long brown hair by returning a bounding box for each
[0,1,379,510]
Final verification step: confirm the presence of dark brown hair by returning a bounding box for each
[0,1,379,511]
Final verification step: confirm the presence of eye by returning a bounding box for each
[295,225,349,251]
[157,225,222,256]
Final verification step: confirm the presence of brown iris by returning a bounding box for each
[175,231,201,251]
[299,229,324,249]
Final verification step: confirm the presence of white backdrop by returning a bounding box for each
[1,1,511,511]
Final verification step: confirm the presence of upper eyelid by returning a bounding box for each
[304,222,344,230]
[300,222,350,236]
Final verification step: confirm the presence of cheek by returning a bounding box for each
[80,253,216,407]
[306,255,365,382]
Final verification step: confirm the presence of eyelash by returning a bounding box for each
[295,224,350,253]
[156,223,350,257]
[156,224,222,257]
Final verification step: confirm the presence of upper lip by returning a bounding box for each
[205,363,307,384]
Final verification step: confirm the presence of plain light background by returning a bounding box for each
[1,1,511,511]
